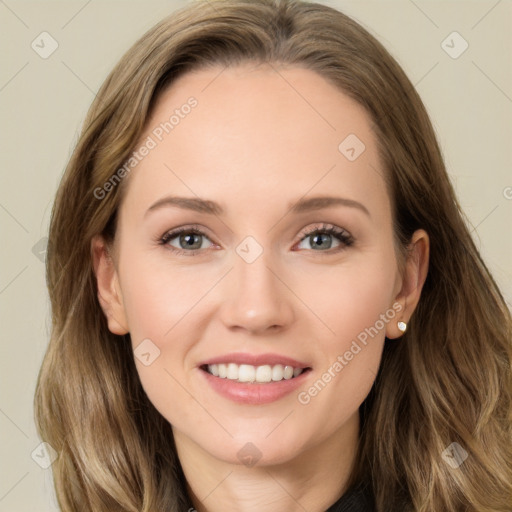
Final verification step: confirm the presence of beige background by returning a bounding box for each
[1,1,511,510]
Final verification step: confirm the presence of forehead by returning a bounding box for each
[120,64,389,220]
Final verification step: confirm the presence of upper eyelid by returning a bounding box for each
[300,223,349,236]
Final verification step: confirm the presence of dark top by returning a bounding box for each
[325,480,375,512]
[184,479,375,511]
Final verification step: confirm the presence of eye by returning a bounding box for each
[295,223,354,253]
[159,225,215,256]
[158,223,354,256]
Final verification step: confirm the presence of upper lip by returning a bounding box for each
[199,352,311,369]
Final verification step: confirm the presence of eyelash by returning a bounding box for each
[158,223,354,257]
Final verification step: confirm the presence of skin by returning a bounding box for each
[92,63,429,512]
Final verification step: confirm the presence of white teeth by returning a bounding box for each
[206,363,305,383]
[255,365,272,382]
[272,364,283,381]
[238,364,256,382]
[227,363,238,380]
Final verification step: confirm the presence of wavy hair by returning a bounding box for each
[34,0,512,510]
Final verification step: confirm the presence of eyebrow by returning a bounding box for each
[145,195,370,218]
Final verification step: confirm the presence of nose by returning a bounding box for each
[219,250,295,335]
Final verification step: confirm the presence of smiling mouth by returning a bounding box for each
[200,363,312,384]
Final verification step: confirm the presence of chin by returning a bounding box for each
[204,432,308,468]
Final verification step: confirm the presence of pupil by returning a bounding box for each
[182,233,200,249]
[312,233,331,249]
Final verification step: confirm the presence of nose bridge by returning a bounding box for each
[220,242,294,333]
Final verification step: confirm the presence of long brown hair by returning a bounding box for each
[34,1,512,510]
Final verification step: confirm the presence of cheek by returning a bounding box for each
[118,250,208,345]
[297,249,398,342]
[117,254,206,428]
[292,250,397,424]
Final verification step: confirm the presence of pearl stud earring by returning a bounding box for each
[397,321,407,333]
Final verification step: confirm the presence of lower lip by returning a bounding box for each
[199,368,311,405]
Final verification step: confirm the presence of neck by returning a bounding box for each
[174,411,360,512]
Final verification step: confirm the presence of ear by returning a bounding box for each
[91,235,129,335]
[386,229,430,339]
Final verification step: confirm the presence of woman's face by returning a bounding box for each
[100,64,407,466]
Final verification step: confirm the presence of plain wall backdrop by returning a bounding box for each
[1,1,511,510]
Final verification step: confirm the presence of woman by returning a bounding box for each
[33,1,512,511]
